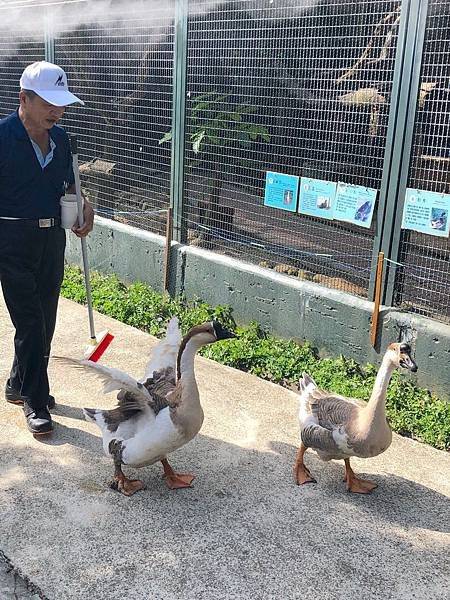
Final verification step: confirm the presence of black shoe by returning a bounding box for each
[5,381,55,409]
[25,408,53,435]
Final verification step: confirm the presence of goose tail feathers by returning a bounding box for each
[299,372,317,394]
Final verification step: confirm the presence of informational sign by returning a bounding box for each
[264,171,299,212]
[264,172,378,228]
[402,188,450,237]
[333,182,377,228]
[297,177,337,220]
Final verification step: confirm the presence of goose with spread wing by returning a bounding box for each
[294,343,417,494]
[58,318,235,496]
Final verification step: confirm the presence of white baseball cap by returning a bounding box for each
[20,61,84,106]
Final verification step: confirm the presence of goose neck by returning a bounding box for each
[365,353,395,422]
[177,337,203,380]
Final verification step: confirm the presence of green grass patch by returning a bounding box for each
[61,265,450,451]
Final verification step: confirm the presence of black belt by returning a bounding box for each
[0,217,61,228]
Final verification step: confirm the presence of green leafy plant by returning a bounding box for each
[159,91,270,157]
[159,92,270,246]
[61,265,450,451]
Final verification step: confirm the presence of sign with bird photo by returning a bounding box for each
[297,177,337,220]
[402,188,450,238]
[264,171,299,212]
[333,183,377,228]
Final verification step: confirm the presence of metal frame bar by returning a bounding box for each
[170,0,188,243]
[44,9,55,63]
[370,0,429,304]
[368,0,412,300]
[383,0,430,305]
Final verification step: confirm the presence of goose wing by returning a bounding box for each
[54,356,159,433]
[140,366,178,415]
[141,316,182,381]
[53,357,152,410]
[299,372,361,429]
[301,422,345,453]
[309,388,361,430]
[301,403,356,454]
[299,373,360,453]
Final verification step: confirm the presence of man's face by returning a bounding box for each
[20,92,66,130]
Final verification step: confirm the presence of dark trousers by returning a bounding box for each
[0,220,66,411]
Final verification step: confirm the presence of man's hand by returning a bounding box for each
[72,201,94,238]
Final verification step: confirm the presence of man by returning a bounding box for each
[0,61,94,435]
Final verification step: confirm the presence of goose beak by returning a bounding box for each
[212,321,236,341]
[399,355,418,372]
[399,344,418,372]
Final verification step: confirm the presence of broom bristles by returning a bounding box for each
[84,330,114,362]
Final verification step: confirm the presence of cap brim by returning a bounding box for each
[35,90,84,107]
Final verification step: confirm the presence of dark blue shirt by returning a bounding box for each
[0,110,74,218]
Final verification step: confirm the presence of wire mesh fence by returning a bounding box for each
[0,5,45,113]
[53,2,175,236]
[0,0,448,324]
[180,0,400,298]
[392,0,450,322]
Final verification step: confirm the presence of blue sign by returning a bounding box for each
[264,171,299,212]
[297,177,337,220]
[334,182,377,228]
[402,188,450,237]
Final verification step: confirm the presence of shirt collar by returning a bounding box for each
[11,108,57,143]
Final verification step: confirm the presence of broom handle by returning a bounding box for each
[70,135,96,341]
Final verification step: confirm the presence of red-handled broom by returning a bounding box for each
[70,134,114,362]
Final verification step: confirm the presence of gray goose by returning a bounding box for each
[58,319,234,496]
[294,343,417,494]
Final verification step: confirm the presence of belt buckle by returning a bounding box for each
[38,218,53,228]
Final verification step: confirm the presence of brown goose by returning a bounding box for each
[294,343,417,494]
[58,319,234,496]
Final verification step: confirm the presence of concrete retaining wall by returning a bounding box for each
[66,217,450,399]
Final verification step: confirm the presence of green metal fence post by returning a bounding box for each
[368,0,411,300]
[368,0,429,303]
[44,9,55,63]
[170,0,188,243]
[383,0,429,306]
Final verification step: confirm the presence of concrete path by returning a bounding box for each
[0,296,449,600]
[0,555,38,599]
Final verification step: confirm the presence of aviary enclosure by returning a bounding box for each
[0,0,449,324]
